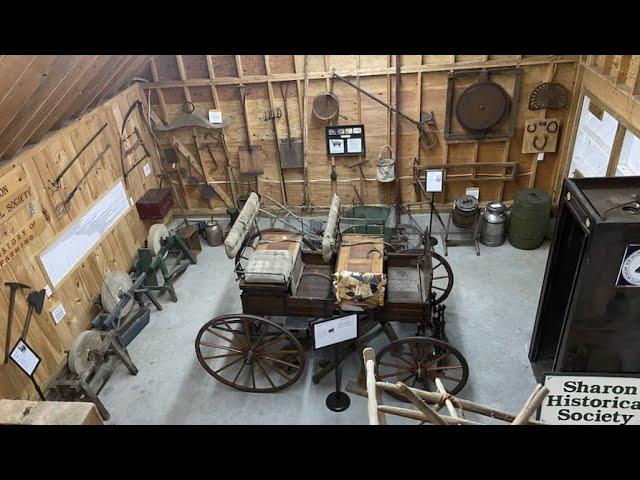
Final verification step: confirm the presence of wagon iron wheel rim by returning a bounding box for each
[375,336,468,402]
[195,314,305,393]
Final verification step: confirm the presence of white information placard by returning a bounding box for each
[539,373,640,425]
[465,187,480,200]
[51,302,67,325]
[329,139,345,155]
[346,137,363,154]
[208,110,223,124]
[143,162,152,177]
[39,181,130,287]
[313,315,358,349]
[425,169,443,193]
[10,340,40,376]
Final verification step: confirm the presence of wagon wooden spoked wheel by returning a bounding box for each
[375,337,468,401]
[195,314,305,393]
[430,252,453,305]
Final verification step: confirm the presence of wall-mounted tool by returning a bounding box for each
[522,118,561,154]
[261,107,282,121]
[237,86,265,176]
[4,282,30,364]
[55,144,111,216]
[331,69,438,150]
[154,101,230,132]
[278,82,304,170]
[20,289,46,342]
[528,83,568,110]
[312,91,341,121]
[48,123,108,191]
[120,126,150,183]
[444,68,521,142]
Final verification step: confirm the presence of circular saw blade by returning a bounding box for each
[455,81,509,133]
[68,330,102,375]
[101,270,134,318]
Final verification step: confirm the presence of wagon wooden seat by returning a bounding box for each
[241,231,304,292]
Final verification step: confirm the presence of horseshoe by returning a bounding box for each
[546,120,559,133]
[533,134,549,151]
[527,123,537,133]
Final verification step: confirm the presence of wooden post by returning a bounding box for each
[512,384,549,425]
[363,347,386,425]
[435,377,459,419]
[396,382,446,425]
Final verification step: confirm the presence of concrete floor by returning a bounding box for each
[100,214,550,424]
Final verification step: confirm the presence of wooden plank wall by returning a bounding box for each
[142,55,580,213]
[0,84,161,400]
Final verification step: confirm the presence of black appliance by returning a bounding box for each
[529,176,640,377]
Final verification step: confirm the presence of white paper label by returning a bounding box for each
[466,187,480,200]
[143,162,152,177]
[329,139,344,155]
[51,302,66,325]
[44,284,53,298]
[347,137,362,153]
[540,374,640,425]
[208,110,223,124]
[537,152,545,162]
[314,314,358,349]
[10,340,40,376]
[425,170,443,193]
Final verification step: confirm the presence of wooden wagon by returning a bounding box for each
[194,193,469,397]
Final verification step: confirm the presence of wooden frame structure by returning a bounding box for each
[362,347,549,425]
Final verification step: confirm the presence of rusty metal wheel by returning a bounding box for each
[375,336,468,401]
[195,314,305,393]
[430,252,453,305]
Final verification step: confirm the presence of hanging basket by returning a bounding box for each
[376,144,395,183]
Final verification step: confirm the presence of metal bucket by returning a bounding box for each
[204,219,224,247]
[480,202,507,247]
[452,195,479,229]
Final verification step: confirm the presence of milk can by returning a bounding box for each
[204,218,224,246]
[480,202,507,247]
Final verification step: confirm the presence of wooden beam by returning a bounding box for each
[174,55,192,104]
[140,55,579,90]
[616,55,632,85]
[601,55,614,77]
[149,57,169,124]
[606,123,627,177]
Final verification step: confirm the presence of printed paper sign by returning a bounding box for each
[425,169,443,193]
[10,340,40,376]
[208,110,223,124]
[540,373,640,425]
[346,138,363,154]
[329,139,345,155]
[51,302,66,324]
[313,314,358,349]
[143,162,152,177]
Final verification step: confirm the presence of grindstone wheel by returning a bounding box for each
[101,270,134,318]
[148,223,170,256]
[195,314,305,393]
[430,252,454,305]
[68,330,102,375]
[375,336,469,402]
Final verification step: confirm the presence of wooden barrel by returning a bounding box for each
[508,189,551,250]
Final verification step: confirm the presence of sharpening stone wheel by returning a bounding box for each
[101,270,134,318]
[148,223,170,255]
[68,330,102,375]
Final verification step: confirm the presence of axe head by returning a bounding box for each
[27,289,46,314]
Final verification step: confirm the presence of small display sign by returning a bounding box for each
[208,110,223,124]
[313,314,358,349]
[326,125,365,156]
[539,373,640,425]
[616,244,640,287]
[425,169,444,193]
[10,340,41,377]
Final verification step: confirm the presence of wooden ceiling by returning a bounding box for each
[0,55,153,161]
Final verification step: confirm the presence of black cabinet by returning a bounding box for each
[529,176,640,376]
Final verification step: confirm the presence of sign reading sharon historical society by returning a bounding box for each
[539,373,640,425]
